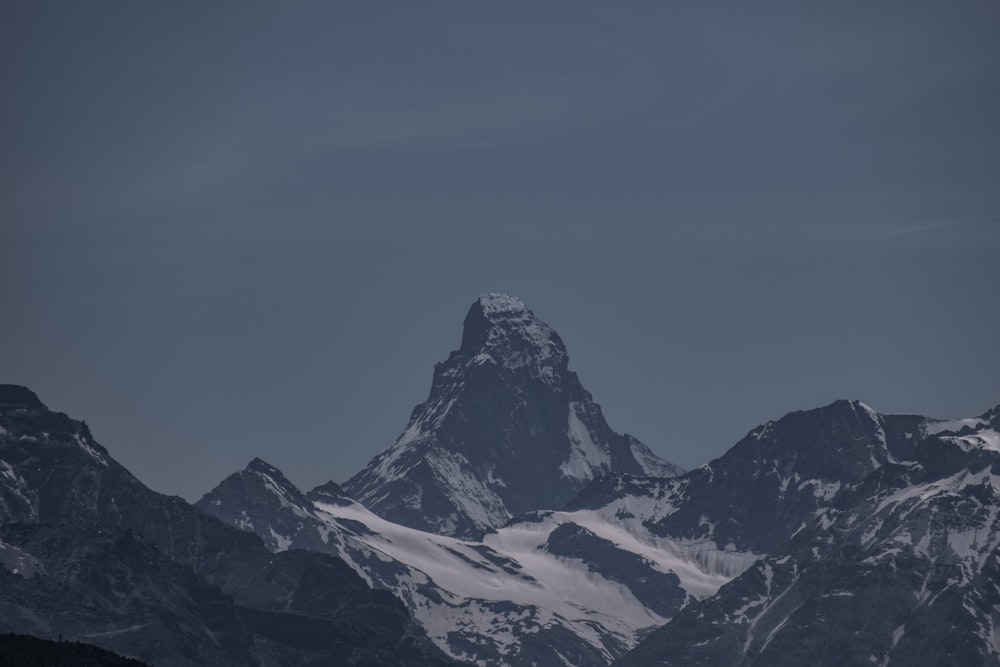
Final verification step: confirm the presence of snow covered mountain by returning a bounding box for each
[575,400,905,554]
[6,369,998,667]
[198,457,753,666]
[194,400,887,664]
[199,399,1000,667]
[343,293,683,539]
[616,405,1000,667]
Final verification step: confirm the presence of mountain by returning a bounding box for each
[6,368,998,667]
[199,399,1000,667]
[343,293,682,539]
[615,404,1000,667]
[0,384,460,667]
[573,400,905,554]
[198,456,751,666]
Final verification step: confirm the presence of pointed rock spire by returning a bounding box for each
[344,294,683,539]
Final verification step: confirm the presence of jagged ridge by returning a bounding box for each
[0,384,460,667]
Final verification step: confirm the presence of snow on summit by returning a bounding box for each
[476,292,528,315]
[459,292,567,381]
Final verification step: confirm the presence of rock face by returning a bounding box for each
[343,293,682,539]
[0,384,459,667]
[614,404,1000,667]
[586,400,905,554]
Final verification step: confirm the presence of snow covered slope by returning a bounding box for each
[342,293,683,539]
[199,459,748,666]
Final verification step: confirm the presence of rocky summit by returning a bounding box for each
[343,293,683,539]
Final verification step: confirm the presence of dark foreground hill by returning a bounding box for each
[0,633,148,666]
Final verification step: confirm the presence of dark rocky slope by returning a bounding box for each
[0,383,460,667]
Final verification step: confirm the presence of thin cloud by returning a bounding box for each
[830,214,1000,246]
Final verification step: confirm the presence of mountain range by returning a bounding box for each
[2,294,998,666]
[0,384,459,666]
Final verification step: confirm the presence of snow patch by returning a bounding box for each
[0,540,43,578]
[630,439,682,478]
[305,489,759,662]
[312,500,662,662]
[924,418,1000,453]
[254,471,311,519]
[942,432,1000,453]
[925,418,988,436]
[798,479,841,501]
[83,624,149,639]
[235,510,254,532]
[74,432,107,466]
[269,527,292,551]
[426,449,511,530]
[559,402,610,480]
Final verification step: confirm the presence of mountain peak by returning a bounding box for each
[245,457,281,475]
[241,458,302,499]
[0,384,46,410]
[459,294,567,377]
[196,459,312,542]
[476,292,529,316]
[345,295,682,539]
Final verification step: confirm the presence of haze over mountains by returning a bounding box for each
[2,295,999,666]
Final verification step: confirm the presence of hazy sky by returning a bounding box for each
[3,2,998,501]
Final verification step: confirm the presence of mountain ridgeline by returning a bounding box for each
[616,405,1000,667]
[0,384,460,667]
[2,293,999,667]
[196,391,1000,666]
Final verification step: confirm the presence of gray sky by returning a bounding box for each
[2,1,998,501]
